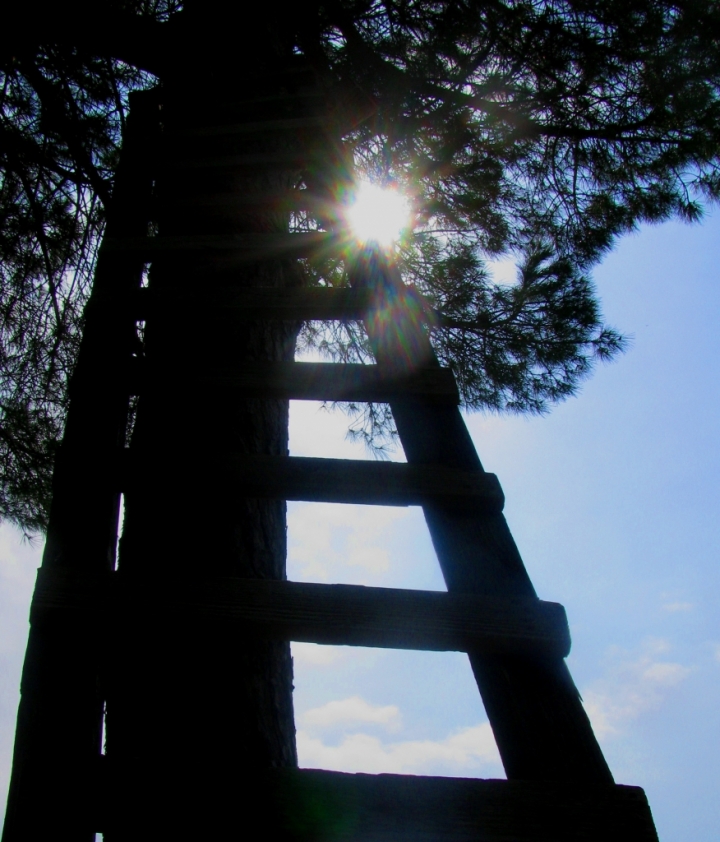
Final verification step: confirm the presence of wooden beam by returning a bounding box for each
[94,284,437,329]
[135,361,459,404]
[0,89,160,842]
[32,570,570,657]
[132,286,388,321]
[261,770,659,842]
[92,766,658,841]
[153,188,331,213]
[101,232,343,260]
[167,115,329,138]
[119,452,506,510]
[160,151,317,169]
[352,252,615,783]
[89,286,378,323]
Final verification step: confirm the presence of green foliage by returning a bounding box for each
[298,0,720,444]
[2,0,720,530]
[0,19,156,533]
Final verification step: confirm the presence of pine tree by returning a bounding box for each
[4,0,719,535]
[2,1,720,836]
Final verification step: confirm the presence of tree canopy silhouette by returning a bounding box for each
[2,0,719,534]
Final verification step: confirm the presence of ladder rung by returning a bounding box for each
[119,452,505,510]
[167,115,330,138]
[160,151,313,170]
[268,770,658,842]
[269,770,657,842]
[101,232,341,261]
[154,188,330,213]
[135,362,459,404]
[90,287,379,323]
[163,87,325,117]
[32,570,571,657]
[100,286,430,324]
[213,89,325,107]
[92,765,658,841]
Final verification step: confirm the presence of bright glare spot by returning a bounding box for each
[346,182,411,248]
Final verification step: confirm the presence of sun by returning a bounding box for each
[345,181,411,249]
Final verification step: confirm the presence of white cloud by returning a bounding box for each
[583,638,693,739]
[287,502,408,584]
[290,400,405,461]
[662,601,693,613]
[296,691,502,777]
[301,696,401,731]
[297,722,502,776]
[292,642,347,667]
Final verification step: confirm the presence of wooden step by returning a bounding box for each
[160,89,328,132]
[162,87,325,117]
[265,770,659,842]
[167,115,330,138]
[101,232,343,261]
[135,286,386,321]
[153,188,330,213]
[95,286,433,324]
[160,150,315,170]
[90,286,377,323]
[119,452,505,510]
[92,765,658,840]
[135,361,459,404]
[32,570,571,657]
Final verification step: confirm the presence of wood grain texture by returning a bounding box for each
[101,231,343,260]
[92,765,659,841]
[32,569,571,657]
[160,151,316,169]
[167,115,329,137]
[351,253,615,783]
[262,769,659,842]
[135,361,459,404]
[119,451,506,509]
[152,187,332,213]
[133,285,377,321]
[98,285,436,324]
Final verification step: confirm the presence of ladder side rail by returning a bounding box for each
[2,90,159,842]
[348,248,613,784]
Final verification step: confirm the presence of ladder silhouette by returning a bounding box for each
[3,76,658,841]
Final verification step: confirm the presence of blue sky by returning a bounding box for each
[1,212,719,839]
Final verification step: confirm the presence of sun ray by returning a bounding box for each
[345,182,411,249]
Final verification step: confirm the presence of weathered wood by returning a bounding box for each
[131,286,384,322]
[153,187,330,213]
[101,231,342,260]
[135,361,459,404]
[119,451,505,510]
[350,250,615,784]
[32,569,570,657]
[97,285,435,326]
[161,87,326,119]
[91,765,658,841]
[1,90,160,842]
[169,115,329,138]
[261,770,659,842]
[160,151,315,169]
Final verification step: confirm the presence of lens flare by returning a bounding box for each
[345,182,411,248]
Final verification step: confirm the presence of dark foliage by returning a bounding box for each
[2,0,720,530]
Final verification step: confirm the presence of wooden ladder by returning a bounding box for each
[3,81,658,842]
